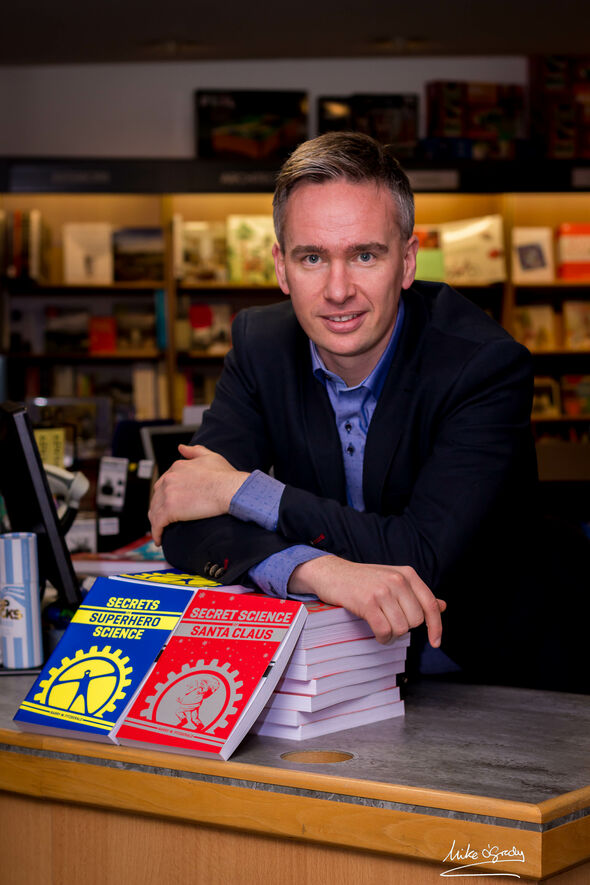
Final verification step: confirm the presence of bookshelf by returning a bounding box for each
[1,158,589,476]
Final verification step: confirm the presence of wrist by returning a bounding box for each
[222,470,251,512]
[289,554,337,597]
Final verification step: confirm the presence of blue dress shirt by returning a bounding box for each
[229,299,405,599]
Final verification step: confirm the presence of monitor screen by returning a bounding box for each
[0,402,82,606]
[140,424,200,479]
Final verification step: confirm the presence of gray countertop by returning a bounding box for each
[2,673,589,808]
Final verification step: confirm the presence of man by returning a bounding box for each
[150,132,585,692]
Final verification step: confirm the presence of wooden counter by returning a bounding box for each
[1,675,589,884]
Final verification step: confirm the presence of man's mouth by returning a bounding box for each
[326,313,362,323]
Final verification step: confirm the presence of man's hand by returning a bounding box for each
[289,555,446,648]
[148,444,250,545]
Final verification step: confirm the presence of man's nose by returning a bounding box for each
[325,260,354,302]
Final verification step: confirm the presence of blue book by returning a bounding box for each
[13,575,195,743]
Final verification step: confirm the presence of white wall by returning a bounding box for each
[0,56,527,157]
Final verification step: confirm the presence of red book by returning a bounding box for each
[89,316,117,353]
[115,588,307,760]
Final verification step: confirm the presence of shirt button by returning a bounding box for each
[346,444,355,456]
[345,422,352,433]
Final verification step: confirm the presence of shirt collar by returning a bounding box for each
[310,296,405,397]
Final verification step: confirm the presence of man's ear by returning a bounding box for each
[272,242,290,295]
[402,234,419,290]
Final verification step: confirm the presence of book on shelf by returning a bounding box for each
[350,93,419,157]
[63,222,114,285]
[13,574,196,742]
[112,227,165,283]
[181,219,228,283]
[557,223,590,279]
[115,588,307,760]
[560,375,590,417]
[439,214,506,284]
[195,89,308,162]
[426,81,525,159]
[114,302,157,352]
[3,209,44,281]
[131,363,168,421]
[226,215,276,285]
[189,303,232,354]
[532,377,562,418]
[89,316,117,354]
[563,301,590,350]
[511,305,557,351]
[511,227,555,283]
[254,687,404,740]
[44,306,90,352]
[414,225,446,281]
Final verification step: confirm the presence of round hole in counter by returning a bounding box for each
[280,750,354,764]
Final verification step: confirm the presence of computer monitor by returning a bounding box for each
[0,402,82,606]
[140,424,200,479]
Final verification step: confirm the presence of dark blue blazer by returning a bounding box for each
[164,281,545,677]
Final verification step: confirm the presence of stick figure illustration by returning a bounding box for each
[175,676,221,730]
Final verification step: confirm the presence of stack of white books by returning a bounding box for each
[253,601,409,740]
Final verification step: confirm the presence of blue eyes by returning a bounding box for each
[303,252,374,265]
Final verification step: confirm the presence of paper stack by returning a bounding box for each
[253,601,409,740]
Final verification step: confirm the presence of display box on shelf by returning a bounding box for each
[563,301,590,351]
[511,227,555,283]
[63,222,113,285]
[532,377,562,417]
[226,215,276,285]
[195,90,308,162]
[511,305,558,352]
[560,375,590,417]
[112,227,165,283]
[556,223,590,279]
[439,214,506,284]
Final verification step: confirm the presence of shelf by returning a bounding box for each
[178,282,281,292]
[2,157,589,195]
[532,414,590,423]
[528,349,590,356]
[4,281,165,294]
[514,280,590,288]
[5,350,163,361]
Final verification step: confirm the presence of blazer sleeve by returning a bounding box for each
[162,309,298,581]
[275,337,536,592]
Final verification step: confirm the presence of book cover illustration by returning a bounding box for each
[563,301,590,350]
[511,305,557,351]
[226,215,276,285]
[62,222,113,285]
[112,227,165,283]
[111,568,239,589]
[439,214,506,283]
[14,576,195,741]
[196,90,308,162]
[116,589,307,759]
[511,227,555,283]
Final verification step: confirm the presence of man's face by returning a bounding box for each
[273,178,418,386]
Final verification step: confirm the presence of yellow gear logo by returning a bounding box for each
[35,646,133,717]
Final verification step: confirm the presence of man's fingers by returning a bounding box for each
[395,567,444,648]
[177,443,204,459]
